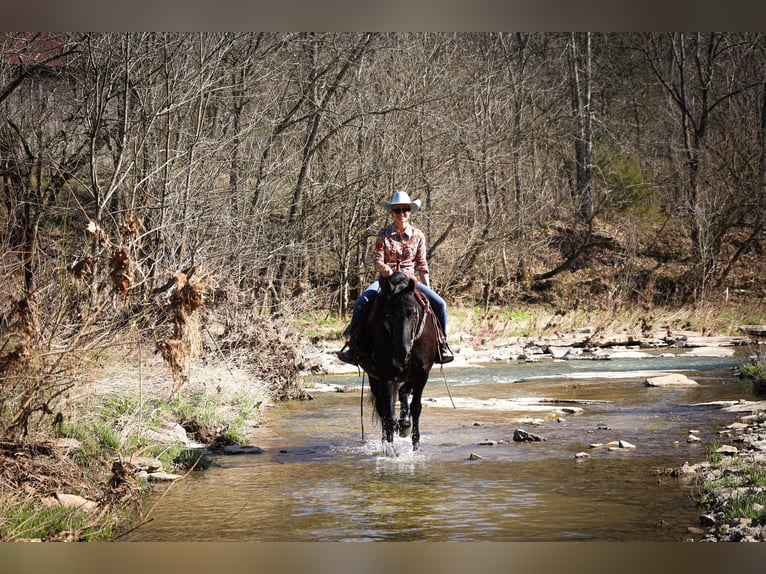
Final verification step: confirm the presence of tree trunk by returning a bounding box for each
[568,32,594,222]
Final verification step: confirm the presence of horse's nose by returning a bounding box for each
[392,350,410,372]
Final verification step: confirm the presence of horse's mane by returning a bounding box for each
[381,272,417,302]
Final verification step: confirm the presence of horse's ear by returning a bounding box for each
[407,277,417,292]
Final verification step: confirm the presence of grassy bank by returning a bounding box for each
[687,352,766,541]
[0,358,270,541]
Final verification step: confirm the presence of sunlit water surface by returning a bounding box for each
[123,351,754,541]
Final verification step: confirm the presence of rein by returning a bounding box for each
[404,288,457,409]
[411,287,430,341]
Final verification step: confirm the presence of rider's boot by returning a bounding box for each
[336,341,358,365]
[436,339,454,364]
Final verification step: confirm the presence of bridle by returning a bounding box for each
[382,286,429,360]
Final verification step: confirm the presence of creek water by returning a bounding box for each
[122,350,755,542]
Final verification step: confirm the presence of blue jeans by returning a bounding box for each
[347,280,448,339]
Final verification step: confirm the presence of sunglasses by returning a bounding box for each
[392,207,411,214]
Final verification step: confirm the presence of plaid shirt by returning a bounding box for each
[374,223,429,277]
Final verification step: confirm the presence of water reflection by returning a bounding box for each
[123,352,750,541]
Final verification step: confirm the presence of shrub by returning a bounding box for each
[737,355,766,396]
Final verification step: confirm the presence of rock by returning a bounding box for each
[548,346,572,359]
[687,434,702,443]
[468,453,484,460]
[645,374,699,387]
[726,422,749,433]
[513,429,543,442]
[618,440,636,449]
[700,514,717,526]
[684,347,735,357]
[51,438,82,451]
[723,400,766,413]
[221,445,264,454]
[691,400,741,408]
[143,422,192,445]
[590,440,621,449]
[605,350,652,359]
[147,471,183,481]
[478,439,497,446]
[53,493,99,514]
[714,445,739,456]
[125,456,163,473]
[738,325,766,338]
[574,452,591,459]
[677,462,698,475]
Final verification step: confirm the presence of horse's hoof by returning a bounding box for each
[398,425,412,438]
[383,443,399,457]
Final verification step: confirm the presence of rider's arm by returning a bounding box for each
[374,228,393,277]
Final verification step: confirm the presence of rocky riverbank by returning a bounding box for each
[300,325,756,377]
[678,403,766,542]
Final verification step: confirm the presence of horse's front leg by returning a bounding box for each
[377,380,398,454]
[409,385,425,451]
[398,385,412,437]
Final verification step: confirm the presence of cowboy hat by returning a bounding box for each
[380,191,421,213]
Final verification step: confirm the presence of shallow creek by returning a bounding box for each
[123,351,753,541]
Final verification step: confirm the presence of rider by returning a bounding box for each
[337,191,454,365]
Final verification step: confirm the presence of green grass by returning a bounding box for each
[289,310,347,339]
[167,388,261,445]
[721,491,766,523]
[60,417,121,461]
[742,465,766,487]
[706,441,724,467]
[0,498,115,541]
[59,373,266,468]
[737,358,766,396]
[170,389,218,429]
[699,439,766,527]
[173,448,214,471]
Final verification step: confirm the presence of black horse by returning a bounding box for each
[356,272,438,453]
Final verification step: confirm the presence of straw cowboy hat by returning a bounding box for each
[380,191,421,214]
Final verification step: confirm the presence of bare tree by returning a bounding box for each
[568,32,594,223]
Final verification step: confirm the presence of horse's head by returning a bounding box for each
[380,272,421,371]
